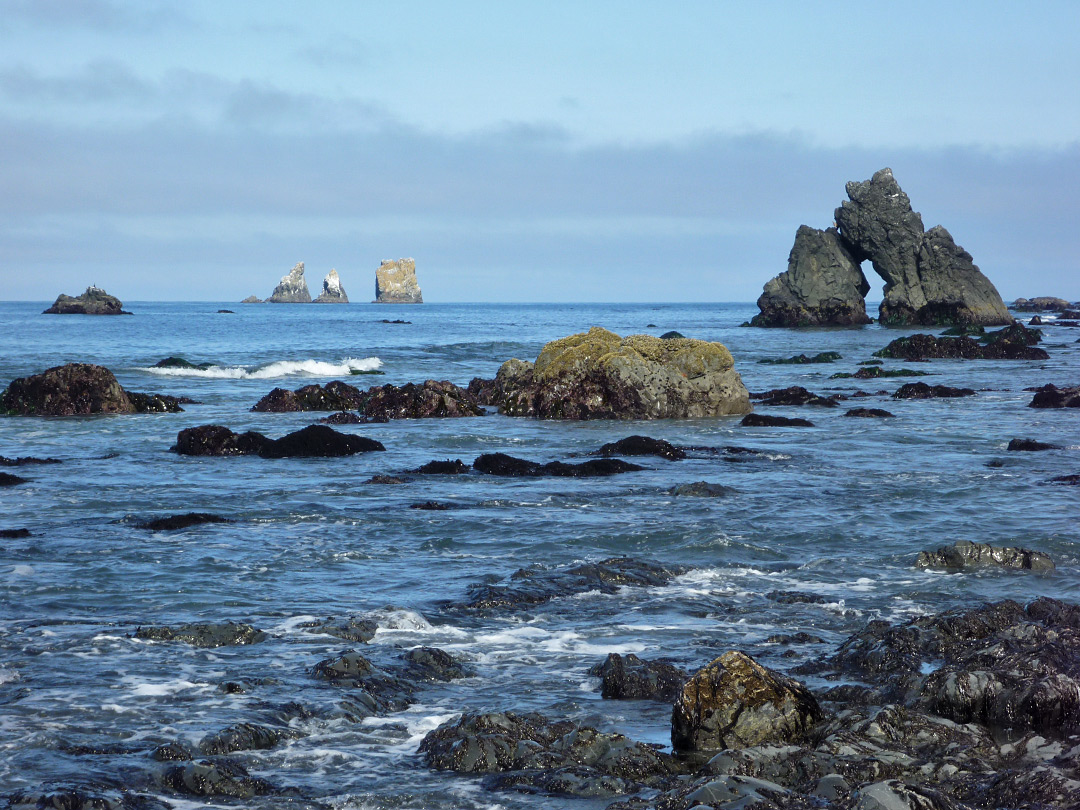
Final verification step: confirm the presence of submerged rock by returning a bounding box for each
[136,513,230,531]
[671,651,823,753]
[844,407,895,418]
[319,411,362,424]
[357,380,483,421]
[892,383,976,399]
[409,459,470,475]
[481,327,751,419]
[667,481,736,497]
[160,758,275,798]
[1008,438,1061,451]
[402,647,472,681]
[740,413,814,427]
[456,557,684,612]
[875,323,1047,361]
[301,616,377,643]
[758,352,843,364]
[374,258,423,303]
[594,435,686,461]
[751,225,872,327]
[154,357,212,370]
[590,653,689,701]
[1028,383,1080,408]
[266,261,311,303]
[310,649,415,714]
[135,622,267,647]
[43,285,130,315]
[0,527,32,538]
[198,722,292,755]
[313,268,349,303]
[0,364,184,416]
[0,471,28,487]
[173,424,384,458]
[754,386,838,407]
[830,366,929,379]
[473,452,644,477]
[0,455,61,466]
[915,540,1055,572]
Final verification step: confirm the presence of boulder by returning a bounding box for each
[373,258,423,303]
[198,722,292,755]
[402,646,472,681]
[266,261,311,303]
[301,615,377,643]
[410,459,470,474]
[159,758,274,798]
[671,651,823,753]
[589,653,689,701]
[915,540,1055,572]
[874,323,1047,361]
[251,380,365,412]
[845,408,895,418]
[594,435,686,460]
[1028,384,1080,408]
[240,295,262,303]
[482,327,750,420]
[754,386,838,407]
[751,225,872,326]
[172,424,384,458]
[313,268,349,303]
[356,380,483,420]
[758,352,843,364]
[0,363,184,415]
[135,622,266,647]
[43,285,130,315]
[319,411,362,424]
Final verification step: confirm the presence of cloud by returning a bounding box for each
[0,60,153,103]
[0,0,193,33]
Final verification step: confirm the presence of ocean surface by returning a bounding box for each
[0,301,1076,809]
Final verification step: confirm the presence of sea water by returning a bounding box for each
[0,301,1076,808]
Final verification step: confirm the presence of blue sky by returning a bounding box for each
[2,1,1078,302]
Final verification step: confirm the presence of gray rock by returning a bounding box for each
[135,622,267,647]
[43,286,130,315]
[159,758,274,798]
[373,258,423,303]
[240,295,263,303]
[589,652,688,701]
[266,261,311,303]
[313,268,349,303]
[751,226,871,326]
[668,481,736,497]
[916,540,1055,572]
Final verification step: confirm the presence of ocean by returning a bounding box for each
[0,300,1076,808]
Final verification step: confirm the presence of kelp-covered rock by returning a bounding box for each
[892,383,975,399]
[455,557,684,612]
[251,380,365,412]
[875,323,1047,361]
[1028,384,1080,408]
[1,364,184,415]
[590,653,688,701]
[418,711,677,797]
[357,380,483,421]
[473,452,644,478]
[915,540,1055,572]
[671,651,823,753]
[173,424,384,458]
[482,327,750,419]
[43,285,130,315]
[751,225,872,327]
[266,261,311,303]
[135,622,267,647]
[594,435,686,461]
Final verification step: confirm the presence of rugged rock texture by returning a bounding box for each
[373,258,423,303]
[892,383,976,399]
[844,407,895,418]
[0,364,184,415]
[478,327,750,420]
[266,261,311,303]
[830,366,929,379]
[671,651,823,754]
[758,352,843,364]
[313,268,349,303]
[135,622,267,647]
[357,380,483,421]
[159,758,275,798]
[241,295,262,303]
[752,168,1013,327]
[1028,384,1080,408]
[590,653,689,701]
[753,386,838,407]
[473,452,644,477]
[915,540,1055,572]
[251,380,365,412]
[310,649,416,715]
[751,226,872,326]
[136,513,230,531]
[875,323,1047,361]
[1008,438,1061,451]
[1013,297,1073,311]
[172,424,385,458]
[667,481,736,497]
[741,413,814,427]
[594,436,686,461]
[43,286,130,315]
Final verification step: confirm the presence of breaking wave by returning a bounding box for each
[137,356,383,379]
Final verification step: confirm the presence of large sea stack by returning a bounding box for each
[266,262,312,303]
[374,259,423,303]
[313,269,349,303]
[752,168,1012,327]
[43,286,129,315]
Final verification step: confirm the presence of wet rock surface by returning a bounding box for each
[479,327,751,419]
[1,364,185,415]
[741,413,814,427]
[310,649,416,715]
[844,407,895,418]
[356,380,483,421]
[916,540,1056,572]
[1028,383,1080,408]
[892,383,976,399]
[318,411,362,424]
[667,481,735,497]
[0,471,28,486]
[473,452,644,477]
[409,459,469,475]
[251,380,365,412]
[594,435,686,461]
[0,455,62,466]
[159,757,275,798]
[875,323,1047,361]
[135,622,267,647]
[590,653,688,701]
[301,616,377,643]
[43,286,130,315]
[753,386,839,407]
[0,527,32,537]
[266,261,311,303]
[758,352,843,365]
[1008,438,1061,451]
[136,513,230,531]
[453,558,684,612]
[173,424,384,458]
[830,366,929,379]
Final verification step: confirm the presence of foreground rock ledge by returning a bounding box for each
[0,363,184,415]
[472,327,751,419]
[753,168,1013,327]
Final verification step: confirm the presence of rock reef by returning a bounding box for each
[753,168,1013,327]
[43,285,130,315]
[266,262,311,303]
[374,258,423,303]
[313,268,349,303]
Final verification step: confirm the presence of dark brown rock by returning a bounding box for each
[594,435,686,460]
[357,380,483,420]
[473,452,644,477]
[844,407,895,418]
[251,380,365,412]
[1007,438,1061,451]
[1028,384,1080,408]
[590,653,688,701]
[740,413,814,427]
[0,363,184,415]
[136,513,230,531]
[892,383,976,399]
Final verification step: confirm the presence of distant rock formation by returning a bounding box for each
[43,286,130,315]
[753,168,1012,327]
[1012,297,1074,311]
[374,258,423,303]
[267,262,311,303]
[313,269,349,303]
[241,295,262,304]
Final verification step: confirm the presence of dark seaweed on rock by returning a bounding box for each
[0,471,28,486]
[1007,438,1061,451]
[309,649,416,715]
[473,452,644,477]
[829,366,928,379]
[408,459,469,475]
[454,557,685,612]
[844,407,895,418]
[159,758,275,798]
[757,352,842,365]
[251,380,365,412]
[666,481,735,497]
[0,528,32,538]
[0,455,61,466]
[0,363,185,416]
[355,380,484,421]
[173,424,384,458]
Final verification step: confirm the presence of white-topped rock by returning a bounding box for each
[314,269,349,303]
[267,262,311,303]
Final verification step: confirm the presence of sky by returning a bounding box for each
[1,1,1078,303]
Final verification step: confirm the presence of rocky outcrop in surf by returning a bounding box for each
[266,262,311,303]
[313,269,349,303]
[915,540,1055,572]
[172,424,385,458]
[472,327,750,420]
[43,286,130,315]
[875,322,1047,360]
[0,363,185,415]
[753,168,1013,327]
[374,258,423,303]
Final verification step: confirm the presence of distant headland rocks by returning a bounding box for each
[242,259,423,305]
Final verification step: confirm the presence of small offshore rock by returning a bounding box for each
[240,295,262,303]
[741,413,814,427]
[319,411,362,424]
[595,435,686,460]
[1028,383,1080,408]
[473,452,644,477]
[915,540,1055,572]
[302,616,377,643]
[374,258,423,303]
[410,501,453,510]
[365,474,410,484]
[135,622,267,647]
[671,650,824,753]
[136,513,230,531]
[589,653,688,701]
[0,471,28,486]
[153,741,194,761]
[667,481,736,497]
[313,268,349,303]
[409,459,469,475]
[845,407,895,418]
[43,285,130,315]
[173,424,384,458]
[357,380,483,420]
[767,590,828,605]
[0,455,62,466]
[830,366,929,379]
[1013,296,1072,311]
[660,330,685,339]
[198,722,290,755]
[154,357,212,370]
[755,386,838,407]
[251,380,365,412]
[759,352,843,365]
[266,261,311,303]
[1050,474,1080,485]
[892,383,976,399]
[875,323,1047,361]
[1007,438,1061,451]
[0,527,32,538]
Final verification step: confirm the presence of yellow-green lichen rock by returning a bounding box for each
[499,327,750,419]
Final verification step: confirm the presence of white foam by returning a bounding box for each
[138,356,382,379]
[122,677,206,697]
[9,565,33,577]
[0,667,17,685]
